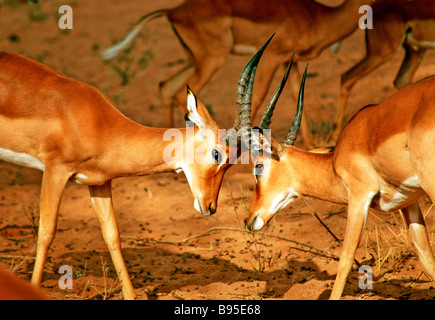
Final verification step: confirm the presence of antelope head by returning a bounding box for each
[175,37,274,216]
[241,55,309,231]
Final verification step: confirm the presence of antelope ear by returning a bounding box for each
[186,86,216,130]
[270,138,283,161]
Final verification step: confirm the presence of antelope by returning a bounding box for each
[0,268,47,300]
[237,43,435,299]
[101,0,376,148]
[334,0,435,139]
[0,48,266,299]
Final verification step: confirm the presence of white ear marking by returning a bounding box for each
[187,86,197,113]
[186,86,206,129]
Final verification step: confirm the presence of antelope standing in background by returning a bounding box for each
[101,0,376,148]
[334,0,435,139]
[236,43,435,299]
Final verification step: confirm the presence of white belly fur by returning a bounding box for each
[0,147,44,171]
[379,175,422,211]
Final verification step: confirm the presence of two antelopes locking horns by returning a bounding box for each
[2,21,435,302]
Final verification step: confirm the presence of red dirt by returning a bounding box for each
[0,0,434,300]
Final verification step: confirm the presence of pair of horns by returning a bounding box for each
[233,34,308,146]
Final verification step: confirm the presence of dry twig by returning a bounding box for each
[127,226,341,261]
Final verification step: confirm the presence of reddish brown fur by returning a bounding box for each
[0,269,47,300]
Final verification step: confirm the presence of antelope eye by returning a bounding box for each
[254,163,264,177]
[212,148,222,164]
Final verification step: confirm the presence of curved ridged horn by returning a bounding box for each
[233,34,275,131]
[281,63,308,146]
[259,52,295,130]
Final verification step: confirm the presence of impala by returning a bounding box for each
[238,47,435,299]
[0,268,47,300]
[0,44,271,299]
[334,0,435,139]
[101,0,377,148]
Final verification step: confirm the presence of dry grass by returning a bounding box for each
[363,201,435,279]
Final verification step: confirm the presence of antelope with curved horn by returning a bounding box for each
[241,46,435,299]
[0,40,273,299]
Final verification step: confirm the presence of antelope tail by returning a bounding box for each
[100,9,167,60]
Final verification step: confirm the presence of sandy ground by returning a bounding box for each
[0,0,434,300]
